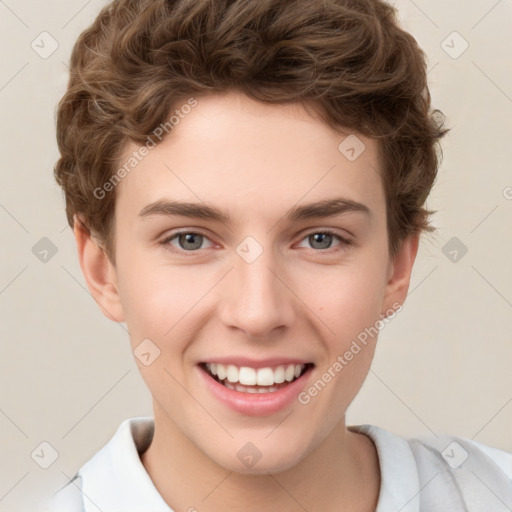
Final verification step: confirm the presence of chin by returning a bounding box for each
[206,440,310,476]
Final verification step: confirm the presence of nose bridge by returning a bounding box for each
[219,236,295,338]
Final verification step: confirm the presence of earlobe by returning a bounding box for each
[74,220,125,323]
[382,234,420,315]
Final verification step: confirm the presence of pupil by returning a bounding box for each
[312,233,331,249]
[180,233,202,250]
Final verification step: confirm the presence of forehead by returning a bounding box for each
[115,91,384,224]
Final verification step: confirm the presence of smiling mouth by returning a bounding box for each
[200,362,314,394]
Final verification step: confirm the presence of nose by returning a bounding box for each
[217,244,296,340]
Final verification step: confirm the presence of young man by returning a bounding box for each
[49,0,512,510]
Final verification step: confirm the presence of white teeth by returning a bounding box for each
[239,367,257,386]
[205,362,306,387]
[274,366,285,384]
[256,367,275,386]
[226,365,239,383]
[216,364,226,380]
[284,364,295,382]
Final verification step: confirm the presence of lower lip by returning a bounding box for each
[198,365,313,416]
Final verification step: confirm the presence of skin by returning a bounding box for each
[75,90,419,511]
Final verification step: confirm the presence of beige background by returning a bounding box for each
[0,0,511,510]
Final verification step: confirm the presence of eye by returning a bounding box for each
[296,230,351,252]
[160,229,352,256]
[161,231,214,255]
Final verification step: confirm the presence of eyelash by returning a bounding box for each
[160,229,352,257]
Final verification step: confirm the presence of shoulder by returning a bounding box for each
[407,430,512,478]
[47,417,158,512]
[46,474,84,512]
[351,424,512,510]
[409,432,512,510]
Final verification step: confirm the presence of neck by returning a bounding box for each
[141,404,380,512]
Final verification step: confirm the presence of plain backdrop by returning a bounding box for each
[0,0,511,510]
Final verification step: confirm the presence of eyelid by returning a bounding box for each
[295,229,352,251]
[299,227,353,243]
[160,229,216,252]
[160,227,353,255]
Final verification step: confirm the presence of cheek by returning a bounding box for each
[116,255,213,350]
[296,264,386,421]
[115,261,203,398]
[299,258,388,342]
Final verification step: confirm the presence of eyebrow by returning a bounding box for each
[138,197,371,223]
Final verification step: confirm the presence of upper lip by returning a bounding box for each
[199,357,314,369]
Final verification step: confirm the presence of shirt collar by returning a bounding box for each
[78,417,421,512]
[79,416,172,512]
[349,424,420,512]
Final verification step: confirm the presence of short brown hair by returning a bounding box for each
[54,0,447,261]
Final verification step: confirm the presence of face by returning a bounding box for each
[91,90,414,474]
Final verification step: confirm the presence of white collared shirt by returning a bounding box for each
[47,417,512,512]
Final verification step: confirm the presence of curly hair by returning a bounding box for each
[54,0,447,261]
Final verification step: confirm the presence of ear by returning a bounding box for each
[73,220,125,323]
[381,234,420,315]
